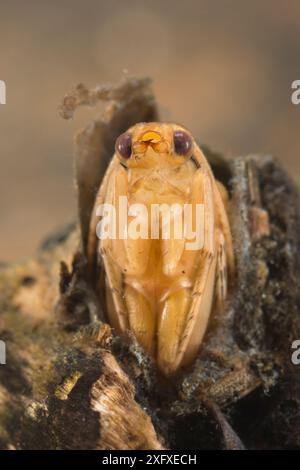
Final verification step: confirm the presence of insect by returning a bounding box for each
[87,122,234,376]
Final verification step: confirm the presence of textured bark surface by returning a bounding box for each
[0,78,300,450]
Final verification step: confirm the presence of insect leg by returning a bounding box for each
[87,157,120,275]
[192,144,234,279]
[157,288,190,375]
[125,285,156,355]
[98,164,130,331]
[214,229,228,313]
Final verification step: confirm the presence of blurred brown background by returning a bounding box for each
[0,0,300,261]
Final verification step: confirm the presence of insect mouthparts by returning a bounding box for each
[140,130,162,143]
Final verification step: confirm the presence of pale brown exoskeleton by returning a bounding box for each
[87,123,234,376]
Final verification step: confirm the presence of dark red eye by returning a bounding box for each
[173,130,192,156]
[115,132,132,159]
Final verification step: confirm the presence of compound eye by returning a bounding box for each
[173,130,193,157]
[115,132,132,159]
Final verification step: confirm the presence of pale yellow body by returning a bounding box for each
[88,123,234,376]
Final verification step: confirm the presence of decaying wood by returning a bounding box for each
[1,77,300,450]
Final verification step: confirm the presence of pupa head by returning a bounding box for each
[115,122,194,169]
